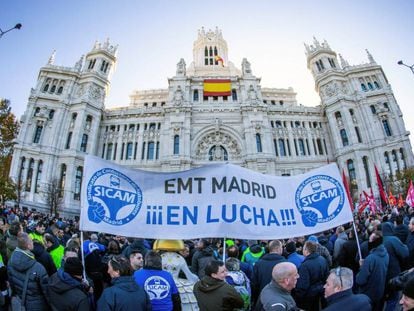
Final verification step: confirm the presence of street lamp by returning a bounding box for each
[398,60,414,75]
[0,23,22,38]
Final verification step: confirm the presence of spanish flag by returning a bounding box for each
[203,79,231,96]
[215,55,224,67]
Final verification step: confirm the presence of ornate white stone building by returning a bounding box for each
[9,28,414,215]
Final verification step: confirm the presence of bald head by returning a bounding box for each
[272,262,299,291]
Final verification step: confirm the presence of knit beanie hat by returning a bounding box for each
[403,277,414,299]
[285,241,296,254]
[64,257,84,277]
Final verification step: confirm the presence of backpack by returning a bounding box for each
[226,271,251,310]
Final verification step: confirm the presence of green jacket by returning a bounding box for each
[49,244,64,269]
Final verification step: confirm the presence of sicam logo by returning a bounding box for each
[295,175,344,227]
[87,168,142,226]
[144,276,170,300]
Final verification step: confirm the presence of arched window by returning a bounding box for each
[49,110,55,119]
[173,135,179,155]
[193,90,199,102]
[50,84,56,93]
[80,134,88,152]
[382,119,392,136]
[35,160,43,193]
[71,113,77,127]
[106,143,113,160]
[126,142,133,160]
[367,82,373,90]
[383,103,389,111]
[19,157,26,183]
[362,156,371,188]
[25,158,34,191]
[355,127,362,143]
[347,159,356,182]
[65,132,72,149]
[361,84,367,92]
[57,86,63,94]
[74,166,83,200]
[256,134,262,153]
[317,139,324,155]
[298,139,306,156]
[85,115,93,130]
[34,107,40,116]
[59,164,66,198]
[232,89,237,101]
[340,129,349,146]
[273,139,279,157]
[147,141,155,160]
[384,152,392,175]
[370,105,376,114]
[208,145,228,161]
[374,81,381,89]
[33,125,43,143]
[43,83,49,92]
[392,150,400,173]
[278,139,286,156]
[400,148,407,170]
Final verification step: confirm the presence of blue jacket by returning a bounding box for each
[381,222,409,279]
[287,252,304,269]
[356,244,389,304]
[323,288,371,311]
[97,276,151,311]
[406,231,414,267]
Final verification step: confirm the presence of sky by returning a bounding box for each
[1,0,414,146]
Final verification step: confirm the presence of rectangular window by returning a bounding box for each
[126,142,133,160]
[147,142,155,160]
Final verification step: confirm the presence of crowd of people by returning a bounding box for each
[1,204,414,310]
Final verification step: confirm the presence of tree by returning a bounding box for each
[0,99,19,202]
[42,178,63,216]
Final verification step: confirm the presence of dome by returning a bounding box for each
[153,239,185,251]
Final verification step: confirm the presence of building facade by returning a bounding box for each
[9,28,414,215]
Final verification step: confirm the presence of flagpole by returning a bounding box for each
[352,220,362,261]
[222,237,226,262]
[80,231,87,281]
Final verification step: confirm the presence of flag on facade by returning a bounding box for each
[215,55,224,67]
[342,169,354,212]
[358,192,368,215]
[388,190,397,206]
[203,79,231,96]
[374,165,388,209]
[406,180,414,207]
[398,194,405,208]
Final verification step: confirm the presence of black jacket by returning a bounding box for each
[48,269,92,311]
[7,248,50,311]
[32,241,57,277]
[323,289,371,311]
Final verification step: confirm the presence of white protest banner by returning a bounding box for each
[80,155,353,239]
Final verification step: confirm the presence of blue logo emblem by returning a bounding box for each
[295,175,344,227]
[87,168,142,225]
[144,276,170,300]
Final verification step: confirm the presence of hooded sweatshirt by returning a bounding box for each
[194,275,244,311]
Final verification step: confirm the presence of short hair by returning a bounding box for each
[43,233,55,244]
[144,250,162,270]
[17,232,32,250]
[205,260,224,277]
[268,240,282,253]
[304,241,317,254]
[225,257,240,272]
[336,226,345,234]
[370,230,383,244]
[227,245,239,258]
[9,222,22,236]
[329,267,353,289]
[272,262,297,283]
[109,255,132,276]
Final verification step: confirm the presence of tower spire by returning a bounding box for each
[366,49,376,64]
[338,53,349,68]
[47,50,56,65]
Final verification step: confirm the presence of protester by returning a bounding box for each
[225,257,251,310]
[307,235,332,267]
[256,262,299,311]
[5,221,22,259]
[193,260,244,311]
[129,249,144,271]
[191,239,216,279]
[28,221,45,245]
[406,218,414,267]
[44,232,65,269]
[285,241,304,269]
[8,232,50,310]
[333,226,348,266]
[240,240,265,267]
[32,239,57,276]
[322,267,371,311]
[134,250,181,310]
[356,230,389,311]
[48,257,93,310]
[294,240,329,311]
[251,240,285,305]
[400,276,414,311]
[98,255,151,311]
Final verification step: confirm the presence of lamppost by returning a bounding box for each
[0,23,22,38]
[398,60,414,75]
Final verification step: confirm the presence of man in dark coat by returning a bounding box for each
[32,240,57,276]
[48,257,92,310]
[194,260,244,311]
[251,239,286,305]
[406,218,414,267]
[294,241,329,311]
[323,267,371,311]
[395,215,409,243]
[7,232,50,311]
[356,230,389,311]
[191,239,216,278]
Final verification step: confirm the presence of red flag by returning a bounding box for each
[398,194,405,208]
[364,189,378,214]
[388,190,397,206]
[342,169,354,212]
[358,193,368,214]
[406,180,414,207]
[375,165,388,208]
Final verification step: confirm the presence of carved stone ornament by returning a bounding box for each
[195,131,241,160]
[173,86,184,106]
[88,84,104,101]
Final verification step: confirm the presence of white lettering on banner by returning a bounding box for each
[80,155,354,239]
